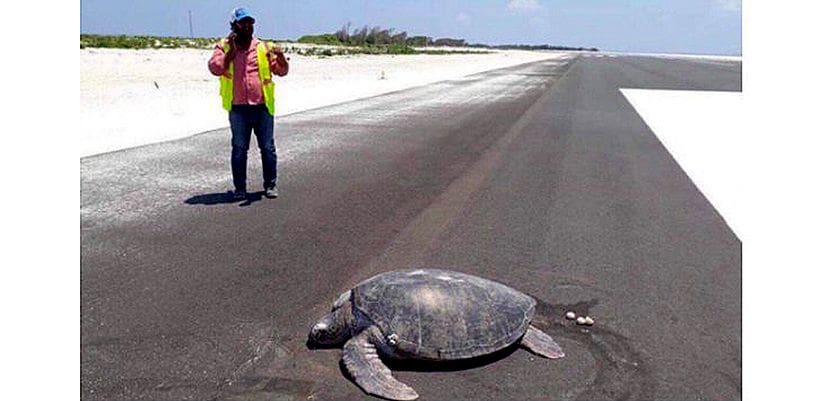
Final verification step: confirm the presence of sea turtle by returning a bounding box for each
[307,268,564,400]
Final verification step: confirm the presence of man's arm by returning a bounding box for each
[208,36,236,76]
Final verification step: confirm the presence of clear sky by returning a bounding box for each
[80,0,741,55]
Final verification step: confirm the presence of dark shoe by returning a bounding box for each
[264,185,279,198]
[232,190,247,200]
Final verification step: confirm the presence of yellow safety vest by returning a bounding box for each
[219,40,276,115]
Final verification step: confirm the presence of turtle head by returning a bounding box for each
[307,291,353,348]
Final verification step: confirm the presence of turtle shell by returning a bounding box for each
[351,268,535,360]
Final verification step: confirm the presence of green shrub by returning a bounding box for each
[80,34,222,49]
[297,34,342,45]
[386,44,416,54]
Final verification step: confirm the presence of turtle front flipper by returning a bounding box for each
[342,327,419,401]
[520,325,565,359]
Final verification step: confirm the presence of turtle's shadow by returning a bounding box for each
[338,344,519,377]
[388,345,519,372]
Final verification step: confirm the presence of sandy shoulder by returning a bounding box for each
[80,48,571,157]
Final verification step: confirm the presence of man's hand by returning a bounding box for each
[225,33,237,60]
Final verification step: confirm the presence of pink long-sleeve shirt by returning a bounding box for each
[208,37,288,106]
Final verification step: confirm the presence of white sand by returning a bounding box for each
[80,47,569,157]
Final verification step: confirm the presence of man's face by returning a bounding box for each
[234,18,254,37]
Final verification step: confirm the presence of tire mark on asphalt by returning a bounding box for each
[355,58,579,282]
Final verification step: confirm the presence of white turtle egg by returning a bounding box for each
[576,316,587,325]
[566,311,576,320]
[585,317,595,326]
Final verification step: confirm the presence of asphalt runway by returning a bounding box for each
[81,53,742,400]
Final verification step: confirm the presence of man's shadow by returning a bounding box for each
[185,191,266,207]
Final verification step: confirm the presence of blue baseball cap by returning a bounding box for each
[230,7,255,23]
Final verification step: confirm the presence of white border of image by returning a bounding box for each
[3,2,818,400]
[3,2,79,401]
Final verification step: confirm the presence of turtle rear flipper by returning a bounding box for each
[342,328,419,401]
[520,325,565,359]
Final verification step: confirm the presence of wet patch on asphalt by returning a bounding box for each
[531,297,657,400]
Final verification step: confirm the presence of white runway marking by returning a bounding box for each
[621,89,744,238]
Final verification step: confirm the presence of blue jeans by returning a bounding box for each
[228,104,277,192]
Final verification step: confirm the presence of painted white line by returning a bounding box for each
[621,88,744,238]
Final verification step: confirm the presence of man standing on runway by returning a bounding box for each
[208,7,289,200]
